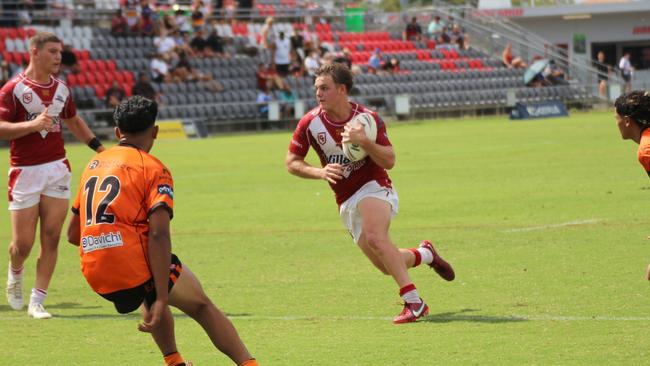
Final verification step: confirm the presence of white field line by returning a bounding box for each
[1,313,650,322]
[502,219,602,233]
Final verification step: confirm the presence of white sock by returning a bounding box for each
[30,288,47,305]
[7,263,24,283]
[417,247,434,265]
[401,289,422,304]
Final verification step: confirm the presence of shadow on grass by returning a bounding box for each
[421,308,527,324]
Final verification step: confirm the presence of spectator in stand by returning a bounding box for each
[206,28,227,57]
[368,48,383,74]
[172,51,224,92]
[595,51,610,99]
[60,44,79,76]
[290,29,305,59]
[427,15,444,39]
[190,28,208,57]
[436,26,451,47]
[104,80,126,109]
[304,49,321,77]
[175,31,194,57]
[333,48,352,70]
[124,1,140,33]
[154,30,178,63]
[542,60,568,86]
[17,0,34,26]
[403,16,422,42]
[174,8,192,33]
[450,24,465,49]
[502,42,527,69]
[383,57,400,74]
[132,72,159,103]
[257,81,273,120]
[139,10,155,36]
[260,17,275,49]
[278,84,295,118]
[191,0,208,31]
[275,32,291,77]
[160,13,177,34]
[111,9,129,36]
[289,49,305,77]
[256,63,284,91]
[150,53,171,83]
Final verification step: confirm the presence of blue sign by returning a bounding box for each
[510,101,569,120]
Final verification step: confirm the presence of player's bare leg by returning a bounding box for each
[169,266,255,365]
[6,204,39,310]
[357,197,429,323]
[142,304,182,365]
[35,196,67,290]
[357,198,411,287]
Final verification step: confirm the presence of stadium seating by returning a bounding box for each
[0,20,592,127]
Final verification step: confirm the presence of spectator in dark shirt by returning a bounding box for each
[105,80,126,108]
[206,28,226,57]
[403,17,422,42]
[111,8,129,36]
[190,28,208,57]
[132,72,159,103]
[333,48,352,70]
[595,51,610,99]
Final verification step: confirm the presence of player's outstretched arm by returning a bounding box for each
[63,115,105,153]
[286,151,344,184]
[139,207,172,333]
[0,107,53,140]
[67,212,81,246]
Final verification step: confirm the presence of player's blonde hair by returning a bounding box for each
[29,32,62,50]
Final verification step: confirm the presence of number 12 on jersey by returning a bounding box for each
[83,176,121,226]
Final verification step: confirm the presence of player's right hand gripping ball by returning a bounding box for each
[342,112,377,162]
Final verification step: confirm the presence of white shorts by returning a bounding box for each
[339,180,399,244]
[8,158,72,210]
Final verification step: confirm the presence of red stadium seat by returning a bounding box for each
[66,74,77,87]
[2,51,13,64]
[76,74,87,86]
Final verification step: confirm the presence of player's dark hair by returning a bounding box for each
[315,63,354,94]
[615,90,650,131]
[29,32,61,50]
[114,96,158,134]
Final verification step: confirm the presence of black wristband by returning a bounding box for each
[87,137,102,152]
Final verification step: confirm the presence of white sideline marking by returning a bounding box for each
[3,313,649,322]
[502,219,601,233]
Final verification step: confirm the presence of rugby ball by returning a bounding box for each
[342,112,377,162]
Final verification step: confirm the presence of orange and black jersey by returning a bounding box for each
[638,129,650,178]
[71,143,174,295]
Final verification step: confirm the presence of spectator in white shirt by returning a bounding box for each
[619,52,633,93]
[274,32,291,77]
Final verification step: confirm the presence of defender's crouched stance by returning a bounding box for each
[67,96,258,366]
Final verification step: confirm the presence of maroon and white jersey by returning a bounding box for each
[289,102,392,206]
[0,73,77,166]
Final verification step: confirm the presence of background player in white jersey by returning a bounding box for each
[285,63,455,323]
[0,32,105,318]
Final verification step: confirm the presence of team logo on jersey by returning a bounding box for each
[317,132,326,145]
[158,184,174,199]
[23,93,32,104]
[88,160,99,169]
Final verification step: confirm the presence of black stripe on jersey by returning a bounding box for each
[148,202,173,219]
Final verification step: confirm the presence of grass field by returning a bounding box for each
[2,109,650,365]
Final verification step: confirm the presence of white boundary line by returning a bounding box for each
[502,219,602,233]
[1,313,649,322]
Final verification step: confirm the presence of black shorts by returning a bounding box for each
[622,72,631,82]
[99,254,183,314]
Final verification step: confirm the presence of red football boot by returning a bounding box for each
[393,300,429,324]
[419,240,455,281]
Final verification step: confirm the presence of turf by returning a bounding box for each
[3,110,650,365]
